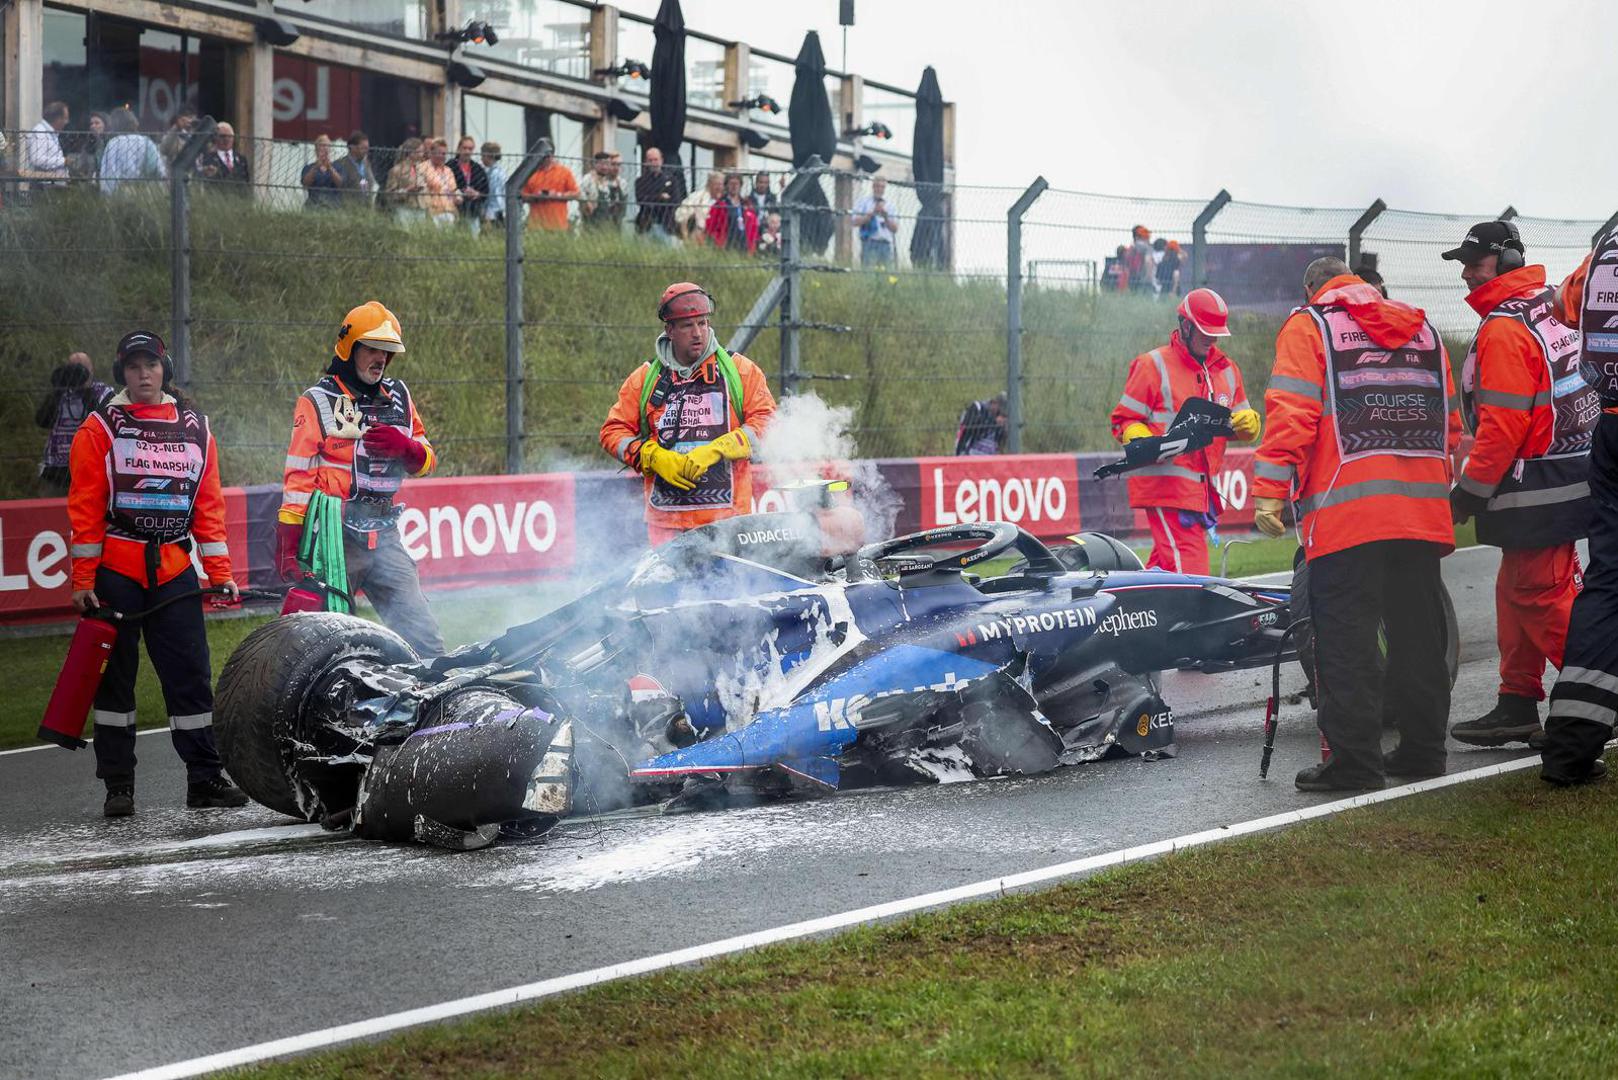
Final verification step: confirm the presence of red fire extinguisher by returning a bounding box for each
[279,576,351,615]
[38,613,120,749]
[38,585,278,750]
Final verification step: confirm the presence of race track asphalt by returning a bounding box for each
[0,545,1537,1079]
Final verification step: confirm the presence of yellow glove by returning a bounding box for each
[1120,422,1153,444]
[680,429,752,481]
[640,441,696,491]
[1230,408,1262,442]
[1254,496,1288,538]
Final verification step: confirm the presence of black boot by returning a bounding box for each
[1382,748,1446,780]
[1542,758,1608,787]
[1450,694,1542,747]
[1296,760,1386,792]
[186,774,248,809]
[103,783,134,818]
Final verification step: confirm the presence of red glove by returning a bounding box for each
[277,522,304,582]
[362,424,428,473]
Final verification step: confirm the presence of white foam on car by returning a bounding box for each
[103,753,1540,1080]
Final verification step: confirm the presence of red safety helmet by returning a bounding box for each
[1177,288,1232,338]
[658,282,714,323]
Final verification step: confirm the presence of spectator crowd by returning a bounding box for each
[6,101,911,266]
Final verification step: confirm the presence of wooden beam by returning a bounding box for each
[4,0,44,132]
[49,0,254,43]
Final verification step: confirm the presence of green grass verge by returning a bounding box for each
[229,767,1618,1079]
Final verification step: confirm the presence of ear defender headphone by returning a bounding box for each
[112,330,173,386]
[1496,220,1525,272]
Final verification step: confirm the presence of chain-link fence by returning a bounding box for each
[2,123,1614,498]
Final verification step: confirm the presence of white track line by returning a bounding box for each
[105,753,1541,1080]
[1,726,168,757]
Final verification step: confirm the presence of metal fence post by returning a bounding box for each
[169,119,215,387]
[779,208,801,396]
[1595,211,1618,248]
[1005,176,1048,454]
[1498,205,1517,222]
[1348,197,1386,268]
[503,140,547,474]
[1190,189,1232,289]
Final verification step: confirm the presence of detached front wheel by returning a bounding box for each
[216,613,417,819]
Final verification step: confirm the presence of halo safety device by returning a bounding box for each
[112,329,172,386]
[1177,288,1232,338]
[658,282,715,323]
[334,301,405,362]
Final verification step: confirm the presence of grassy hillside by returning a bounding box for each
[0,193,1463,497]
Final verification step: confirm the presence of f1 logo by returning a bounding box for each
[133,478,172,491]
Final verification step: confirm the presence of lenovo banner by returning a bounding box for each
[1,451,1276,623]
[918,454,1082,539]
[0,491,250,622]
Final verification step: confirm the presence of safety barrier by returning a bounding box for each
[0,450,1259,624]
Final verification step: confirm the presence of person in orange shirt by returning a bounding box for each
[421,137,461,225]
[1109,287,1260,575]
[1252,258,1462,792]
[519,138,579,232]
[599,282,777,545]
[278,301,444,656]
[67,330,247,817]
[1441,222,1595,749]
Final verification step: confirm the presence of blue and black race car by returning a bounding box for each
[215,501,1454,849]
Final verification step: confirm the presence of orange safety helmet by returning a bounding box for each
[658,282,715,323]
[1132,225,1151,241]
[334,301,405,361]
[1177,288,1231,337]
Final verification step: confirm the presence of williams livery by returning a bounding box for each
[217,508,1326,849]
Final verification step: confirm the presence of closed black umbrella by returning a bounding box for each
[787,31,837,255]
[649,0,686,169]
[909,66,949,270]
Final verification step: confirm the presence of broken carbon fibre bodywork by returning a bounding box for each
[215,515,1303,849]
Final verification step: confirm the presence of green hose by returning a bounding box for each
[297,490,351,614]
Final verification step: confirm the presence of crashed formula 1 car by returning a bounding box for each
[216,503,1453,849]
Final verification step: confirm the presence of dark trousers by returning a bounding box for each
[1309,539,1451,779]
[1545,412,1618,776]
[91,565,223,785]
[345,527,445,657]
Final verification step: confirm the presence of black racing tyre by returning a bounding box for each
[216,613,417,819]
[1291,557,1460,695]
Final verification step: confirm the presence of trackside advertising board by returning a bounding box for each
[0,451,1264,622]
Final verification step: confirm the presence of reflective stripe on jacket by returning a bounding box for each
[68,394,231,590]
[599,350,776,531]
[1253,274,1461,561]
[279,373,435,526]
[1457,266,1596,548]
[1108,330,1247,513]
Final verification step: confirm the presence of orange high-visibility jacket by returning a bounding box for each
[278,374,435,525]
[68,397,232,590]
[1556,252,1591,328]
[1455,266,1565,497]
[1109,331,1248,513]
[1253,274,1461,561]
[599,350,776,530]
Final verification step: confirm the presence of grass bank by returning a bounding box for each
[231,765,1616,1079]
[6,192,1476,499]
